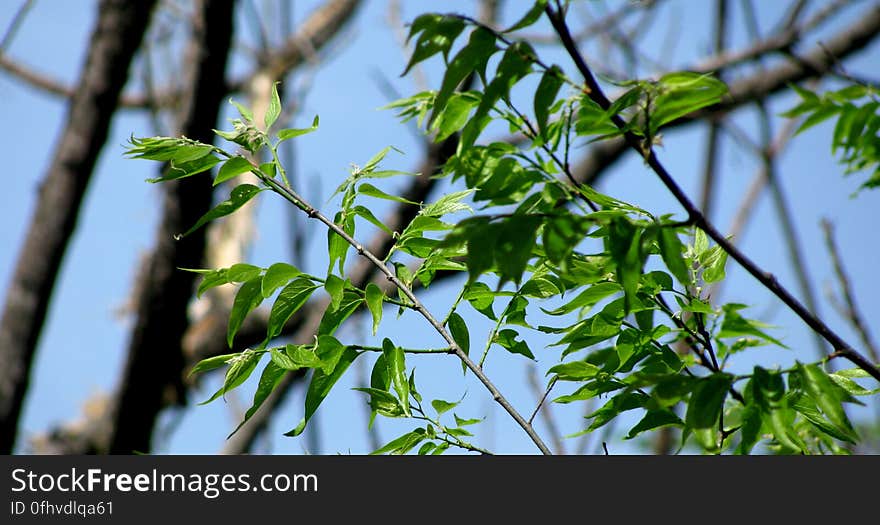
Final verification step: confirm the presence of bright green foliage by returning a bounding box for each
[782,84,880,191]
[122,4,879,455]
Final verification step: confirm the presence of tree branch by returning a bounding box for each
[0,0,158,454]
[545,3,880,382]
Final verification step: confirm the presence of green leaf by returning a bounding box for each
[403,15,465,76]
[607,218,644,313]
[736,402,763,455]
[286,344,323,369]
[534,65,564,140]
[370,429,426,455]
[454,414,482,426]
[504,0,548,32]
[719,304,786,348]
[430,27,497,127]
[548,361,600,381]
[464,281,497,320]
[327,212,353,275]
[685,373,733,430]
[181,184,265,238]
[270,346,298,370]
[658,227,691,285]
[316,335,346,375]
[265,81,282,130]
[353,387,406,418]
[365,283,384,336]
[447,312,470,374]
[285,347,360,437]
[227,277,265,348]
[420,189,475,218]
[228,360,287,437]
[358,182,419,204]
[277,115,319,143]
[261,262,302,298]
[192,268,229,298]
[700,245,728,283]
[230,98,255,122]
[495,215,541,286]
[266,278,319,340]
[431,398,460,415]
[189,353,239,377]
[541,282,621,316]
[625,409,683,439]
[459,41,535,150]
[317,290,364,336]
[828,373,879,396]
[147,154,221,183]
[352,205,392,235]
[651,72,727,132]
[797,362,857,436]
[200,349,262,405]
[324,274,345,312]
[586,391,649,431]
[495,329,535,360]
[383,338,410,416]
[227,263,262,283]
[215,156,253,186]
[371,354,390,392]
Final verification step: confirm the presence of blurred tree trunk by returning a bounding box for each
[108,0,236,454]
[0,0,158,454]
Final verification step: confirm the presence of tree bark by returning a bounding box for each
[106,0,236,454]
[0,0,158,454]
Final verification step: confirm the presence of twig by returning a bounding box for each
[0,0,36,51]
[526,368,565,454]
[821,219,880,363]
[544,4,880,382]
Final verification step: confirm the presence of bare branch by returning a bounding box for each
[0,0,159,454]
[821,219,880,363]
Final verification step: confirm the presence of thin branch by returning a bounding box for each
[699,0,729,219]
[545,4,880,382]
[0,0,36,51]
[821,219,880,363]
[527,368,565,454]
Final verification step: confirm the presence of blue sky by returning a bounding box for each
[2,1,879,455]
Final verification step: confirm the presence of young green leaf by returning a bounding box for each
[324,274,345,312]
[383,338,410,416]
[534,66,564,140]
[684,373,733,430]
[180,184,265,238]
[429,27,497,126]
[658,227,691,285]
[188,353,239,377]
[495,329,535,360]
[226,263,262,283]
[277,115,320,143]
[214,156,253,186]
[285,348,360,437]
[200,349,262,405]
[365,283,384,336]
[503,0,548,32]
[265,81,282,130]
[228,360,286,437]
[266,278,319,340]
[227,277,265,348]
[261,262,303,298]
